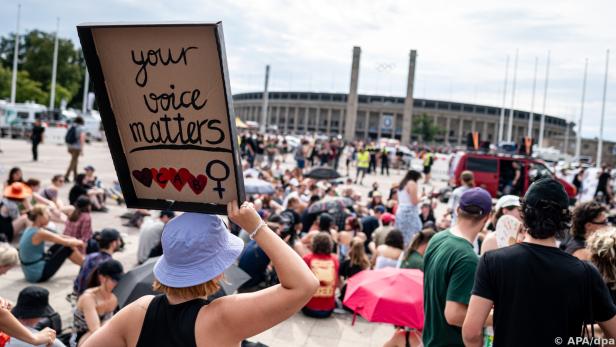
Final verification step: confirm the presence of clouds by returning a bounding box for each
[0,0,614,140]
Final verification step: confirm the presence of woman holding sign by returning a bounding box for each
[81,201,319,347]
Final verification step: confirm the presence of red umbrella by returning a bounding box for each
[343,268,424,329]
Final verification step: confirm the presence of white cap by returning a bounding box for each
[495,195,521,211]
[289,178,300,187]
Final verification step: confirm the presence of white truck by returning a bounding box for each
[0,101,48,138]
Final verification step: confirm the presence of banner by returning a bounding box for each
[78,22,245,214]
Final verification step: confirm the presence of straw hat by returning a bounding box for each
[4,182,32,200]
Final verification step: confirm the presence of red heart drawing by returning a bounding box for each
[151,168,173,189]
[188,174,208,195]
[170,168,187,191]
[132,168,152,187]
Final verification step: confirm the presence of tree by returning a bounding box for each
[412,113,442,143]
[0,30,85,108]
[0,65,48,104]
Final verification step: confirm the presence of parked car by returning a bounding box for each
[452,151,577,203]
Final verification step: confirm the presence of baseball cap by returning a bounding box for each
[374,205,386,214]
[459,187,492,216]
[99,228,121,242]
[524,178,569,210]
[84,165,95,171]
[381,213,395,225]
[97,259,124,282]
[153,213,243,288]
[495,195,521,211]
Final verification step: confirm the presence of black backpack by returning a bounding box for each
[65,125,78,144]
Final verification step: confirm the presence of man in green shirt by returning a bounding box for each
[423,188,492,346]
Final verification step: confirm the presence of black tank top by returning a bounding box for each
[136,295,209,347]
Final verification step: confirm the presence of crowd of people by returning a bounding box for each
[1,129,616,347]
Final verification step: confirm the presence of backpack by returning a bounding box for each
[65,125,78,144]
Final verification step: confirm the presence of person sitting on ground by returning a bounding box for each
[82,166,109,207]
[136,211,175,265]
[8,286,64,347]
[63,197,92,255]
[0,308,57,347]
[301,213,340,253]
[372,230,405,269]
[0,243,58,347]
[5,167,24,187]
[68,175,106,213]
[480,215,523,254]
[564,201,608,260]
[369,213,395,252]
[1,182,33,243]
[73,229,122,297]
[463,178,616,346]
[25,179,67,224]
[419,201,436,228]
[339,237,370,303]
[398,228,436,271]
[19,205,84,283]
[78,201,318,347]
[588,228,616,304]
[41,175,74,217]
[72,259,123,347]
[302,232,338,319]
[237,214,291,293]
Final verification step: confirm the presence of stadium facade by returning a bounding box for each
[233,91,571,146]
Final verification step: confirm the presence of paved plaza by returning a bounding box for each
[0,138,415,347]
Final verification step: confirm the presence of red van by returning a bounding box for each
[451,152,577,201]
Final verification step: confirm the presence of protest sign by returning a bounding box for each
[78,22,244,214]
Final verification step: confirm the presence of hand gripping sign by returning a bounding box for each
[78,22,245,214]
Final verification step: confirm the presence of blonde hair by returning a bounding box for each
[588,228,616,289]
[27,204,48,222]
[152,279,221,299]
[0,243,19,267]
[348,237,370,270]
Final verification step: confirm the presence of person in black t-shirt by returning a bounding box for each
[463,178,616,347]
[30,119,45,161]
[595,165,612,203]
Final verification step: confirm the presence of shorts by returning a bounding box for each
[297,159,305,169]
[423,166,431,175]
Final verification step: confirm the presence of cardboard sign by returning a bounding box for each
[78,22,245,214]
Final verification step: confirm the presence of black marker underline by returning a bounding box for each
[129,144,232,153]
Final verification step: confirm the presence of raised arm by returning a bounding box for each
[210,201,318,343]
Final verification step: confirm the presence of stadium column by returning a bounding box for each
[445,117,451,144]
[402,50,418,145]
[327,108,332,135]
[344,47,361,141]
[378,111,383,139]
[457,119,464,145]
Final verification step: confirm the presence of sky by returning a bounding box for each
[1,0,614,140]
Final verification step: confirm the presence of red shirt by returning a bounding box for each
[303,253,339,311]
[63,212,92,253]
